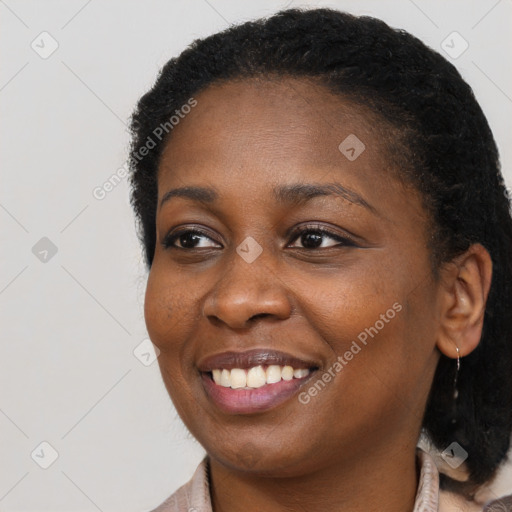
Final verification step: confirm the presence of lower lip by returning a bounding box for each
[200,371,315,414]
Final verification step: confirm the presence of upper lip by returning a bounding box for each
[197,348,320,372]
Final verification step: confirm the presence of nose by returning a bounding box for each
[202,249,292,330]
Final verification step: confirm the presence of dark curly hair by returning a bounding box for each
[128,7,512,499]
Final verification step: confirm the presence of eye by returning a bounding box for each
[162,228,221,250]
[287,224,356,249]
[162,224,356,251]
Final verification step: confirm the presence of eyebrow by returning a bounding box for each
[159,182,377,214]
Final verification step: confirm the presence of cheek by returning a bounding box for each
[302,264,433,402]
[143,267,192,353]
[144,268,202,409]
[301,264,402,352]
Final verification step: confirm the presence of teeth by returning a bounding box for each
[281,365,294,381]
[220,369,231,387]
[266,365,282,384]
[230,368,247,389]
[212,369,222,385]
[246,365,266,388]
[211,365,311,389]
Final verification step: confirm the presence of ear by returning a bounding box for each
[436,243,493,359]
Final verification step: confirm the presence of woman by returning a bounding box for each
[128,8,512,511]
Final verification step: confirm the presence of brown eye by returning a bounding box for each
[163,229,221,250]
[288,225,357,249]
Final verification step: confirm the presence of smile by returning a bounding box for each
[198,349,319,414]
[212,365,311,388]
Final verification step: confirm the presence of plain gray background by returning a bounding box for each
[1,0,511,510]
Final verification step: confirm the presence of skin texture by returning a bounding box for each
[144,78,493,512]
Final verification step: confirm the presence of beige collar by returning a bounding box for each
[151,448,509,511]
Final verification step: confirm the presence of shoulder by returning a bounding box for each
[150,450,512,511]
[416,448,512,511]
[439,490,512,511]
[149,456,212,512]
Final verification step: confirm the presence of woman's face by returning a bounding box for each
[145,77,442,476]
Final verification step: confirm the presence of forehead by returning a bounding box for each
[158,77,396,190]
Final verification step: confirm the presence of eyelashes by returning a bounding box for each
[162,228,219,250]
[162,224,357,251]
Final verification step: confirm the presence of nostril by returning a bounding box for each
[250,313,271,321]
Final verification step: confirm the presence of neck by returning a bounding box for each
[209,442,420,512]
